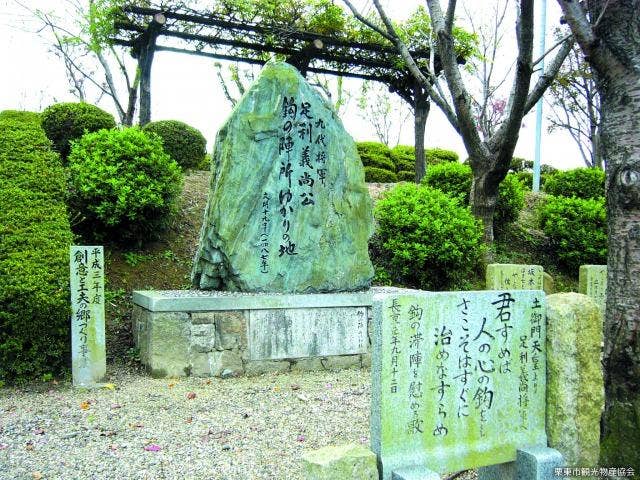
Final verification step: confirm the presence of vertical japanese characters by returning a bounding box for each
[381,291,544,442]
[70,246,106,386]
[258,95,329,270]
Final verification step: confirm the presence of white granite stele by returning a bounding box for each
[70,246,106,387]
[371,289,563,480]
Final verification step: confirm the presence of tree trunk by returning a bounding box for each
[137,20,163,126]
[414,82,430,183]
[599,64,640,469]
[470,156,506,243]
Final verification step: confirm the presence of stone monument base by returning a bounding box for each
[132,288,405,378]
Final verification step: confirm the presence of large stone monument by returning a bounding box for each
[192,60,373,293]
[133,62,377,377]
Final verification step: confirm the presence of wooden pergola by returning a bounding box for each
[111,4,439,174]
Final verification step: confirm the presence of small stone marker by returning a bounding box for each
[578,265,607,315]
[70,246,106,387]
[192,60,374,293]
[248,307,367,360]
[371,290,548,479]
[486,264,544,291]
[302,443,378,480]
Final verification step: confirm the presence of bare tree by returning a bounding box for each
[546,37,601,168]
[344,0,573,241]
[16,0,140,125]
[356,80,412,147]
[558,0,640,467]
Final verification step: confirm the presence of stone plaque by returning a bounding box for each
[579,265,607,315]
[70,246,106,386]
[371,290,547,479]
[248,307,368,360]
[486,264,544,290]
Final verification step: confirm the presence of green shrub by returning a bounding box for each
[543,167,605,200]
[422,162,472,203]
[356,141,395,171]
[396,159,414,172]
[515,171,533,189]
[0,110,41,125]
[390,145,414,170]
[423,163,524,228]
[67,127,183,243]
[41,102,116,161]
[142,120,207,170]
[356,141,390,159]
[509,156,531,172]
[426,147,459,164]
[397,171,415,182]
[538,195,607,272]
[364,166,397,183]
[0,119,73,382]
[495,173,526,229]
[373,183,485,290]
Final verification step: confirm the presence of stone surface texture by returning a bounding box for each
[192,61,373,293]
[371,290,547,479]
[486,264,544,290]
[302,443,378,480]
[545,293,604,468]
[132,298,374,378]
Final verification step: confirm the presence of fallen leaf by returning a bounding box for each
[290,384,300,391]
[144,444,161,452]
[102,383,116,391]
[296,394,309,402]
[203,379,212,385]
[0,443,8,450]
[33,428,45,435]
[109,444,118,451]
[99,430,116,437]
[273,386,281,392]
[168,383,176,389]
[325,383,333,389]
[32,472,42,480]
[242,412,250,419]
[185,417,193,424]
[25,441,34,451]
[129,423,144,429]
[79,401,90,410]
[186,392,196,400]
[296,434,306,442]
[110,403,122,410]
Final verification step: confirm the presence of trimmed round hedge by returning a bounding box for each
[422,162,525,229]
[356,141,396,173]
[365,166,397,183]
[543,167,605,200]
[41,102,116,161]
[0,110,41,125]
[67,127,183,243]
[373,183,485,290]
[537,195,607,272]
[397,171,415,182]
[0,119,73,382]
[426,147,459,164]
[143,120,208,170]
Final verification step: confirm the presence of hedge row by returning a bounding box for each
[0,118,73,382]
[356,141,458,182]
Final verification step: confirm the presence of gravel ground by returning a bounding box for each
[0,365,371,480]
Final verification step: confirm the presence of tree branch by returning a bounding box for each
[488,0,535,158]
[426,0,484,156]
[341,0,394,42]
[524,36,573,115]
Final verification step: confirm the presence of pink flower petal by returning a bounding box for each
[144,444,162,452]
